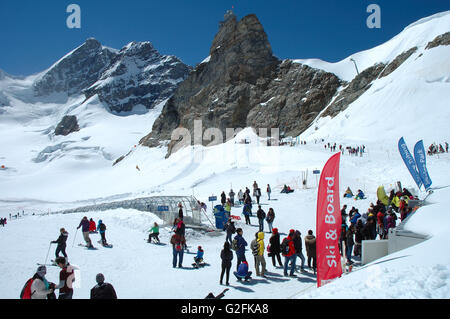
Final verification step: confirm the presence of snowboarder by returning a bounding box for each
[193,246,204,267]
[54,257,75,299]
[355,189,365,200]
[90,273,117,299]
[51,228,68,261]
[268,228,283,268]
[97,220,109,247]
[147,222,160,243]
[220,241,233,286]
[77,216,93,248]
[305,230,317,274]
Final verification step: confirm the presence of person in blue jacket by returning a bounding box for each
[356,189,365,200]
[233,228,248,271]
[350,210,361,225]
[233,261,252,282]
[193,246,204,266]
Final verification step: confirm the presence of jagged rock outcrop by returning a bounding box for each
[84,42,191,113]
[321,63,386,118]
[425,31,450,49]
[55,115,80,136]
[140,13,342,154]
[379,47,417,78]
[33,38,190,113]
[33,38,116,97]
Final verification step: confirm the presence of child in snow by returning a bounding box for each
[148,222,160,243]
[194,246,204,266]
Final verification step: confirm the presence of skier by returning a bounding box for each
[268,228,283,268]
[54,257,75,299]
[220,241,233,286]
[266,184,272,200]
[266,208,275,233]
[305,230,317,274]
[97,220,109,247]
[29,265,56,299]
[233,228,247,271]
[77,216,93,248]
[51,228,69,261]
[147,222,160,243]
[90,273,117,299]
[89,218,97,233]
[256,205,266,232]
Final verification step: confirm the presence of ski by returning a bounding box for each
[78,243,98,250]
[97,240,113,248]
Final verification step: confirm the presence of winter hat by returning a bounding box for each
[289,229,295,234]
[55,257,67,266]
[96,273,105,284]
[36,265,46,277]
[198,246,202,250]
[272,228,278,234]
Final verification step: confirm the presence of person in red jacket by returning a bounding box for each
[282,229,297,277]
[376,211,385,239]
[89,218,97,233]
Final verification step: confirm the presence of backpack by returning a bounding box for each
[231,238,239,251]
[20,278,34,299]
[251,240,259,256]
[280,238,290,256]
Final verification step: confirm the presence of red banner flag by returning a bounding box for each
[316,152,342,287]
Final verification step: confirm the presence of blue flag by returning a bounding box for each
[413,140,432,190]
[398,137,423,190]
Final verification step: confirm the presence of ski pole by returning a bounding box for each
[44,242,52,265]
[72,228,79,248]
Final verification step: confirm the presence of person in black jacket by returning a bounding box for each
[51,228,68,260]
[268,228,283,268]
[294,230,305,271]
[256,206,266,232]
[220,241,233,286]
[90,273,117,299]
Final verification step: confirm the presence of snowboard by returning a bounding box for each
[192,262,207,268]
[78,243,98,250]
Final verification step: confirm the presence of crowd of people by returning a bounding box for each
[428,142,448,155]
[20,215,117,299]
[339,186,417,265]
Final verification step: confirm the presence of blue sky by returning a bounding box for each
[0,0,448,76]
